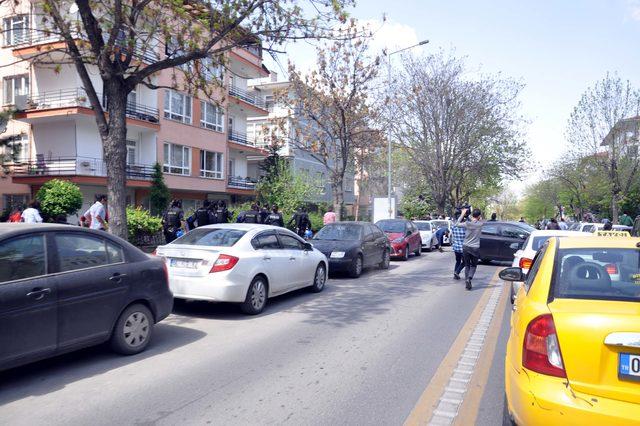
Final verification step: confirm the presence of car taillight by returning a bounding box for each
[519,257,533,270]
[605,263,618,275]
[523,314,566,378]
[210,254,239,273]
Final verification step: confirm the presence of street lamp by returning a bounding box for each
[386,39,429,219]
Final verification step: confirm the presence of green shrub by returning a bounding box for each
[126,206,162,240]
[36,179,83,220]
[308,211,324,231]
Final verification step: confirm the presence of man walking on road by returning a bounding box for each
[451,212,466,280]
[457,208,483,290]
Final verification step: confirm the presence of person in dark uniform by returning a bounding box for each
[265,205,284,227]
[216,200,230,223]
[162,199,184,243]
[258,202,269,224]
[237,204,260,223]
[208,201,219,225]
[289,207,311,237]
[194,200,211,228]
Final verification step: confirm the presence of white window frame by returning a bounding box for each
[200,101,224,132]
[3,75,29,106]
[201,57,224,82]
[163,90,192,124]
[163,142,191,175]
[200,150,224,179]
[3,15,28,46]
[126,140,137,165]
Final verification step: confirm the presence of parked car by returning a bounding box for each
[479,221,534,263]
[414,220,438,251]
[570,222,632,234]
[0,224,172,372]
[509,230,590,303]
[430,219,452,245]
[311,222,391,278]
[375,219,422,261]
[500,235,640,425]
[155,224,328,315]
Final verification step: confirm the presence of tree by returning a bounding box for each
[36,179,83,220]
[21,0,355,238]
[288,28,380,220]
[256,158,318,217]
[149,163,170,216]
[567,73,640,223]
[389,51,529,214]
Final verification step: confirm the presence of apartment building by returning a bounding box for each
[247,75,356,210]
[0,2,269,216]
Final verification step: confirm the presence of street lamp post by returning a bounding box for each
[386,39,429,219]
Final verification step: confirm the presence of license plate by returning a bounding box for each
[170,258,198,269]
[619,353,640,378]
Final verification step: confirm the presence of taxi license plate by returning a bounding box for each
[619,353,640,379]
[170,258,198,269]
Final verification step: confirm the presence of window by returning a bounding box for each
[200,150,223,179]
[4,75,29,105]
[55,234,115,272]
[0,235,46,283]
[3,15,28,46]
[173,228,246,247]
[201,57,224,81]
[279,234,305,250]
[163,90,192,123]
[251,231,280,249]
[163,143,191,175]
[524,246,546,292]
[126,140,137,165]
[200,101,224,132]
[265,95,274,112]
[106,241,124,263]
[481,224,499,236]
[502,225,529,239]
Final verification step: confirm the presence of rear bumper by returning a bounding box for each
[168,274,248,303]
[152,289,174,322]
[506,357,640,426]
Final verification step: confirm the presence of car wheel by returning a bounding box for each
[110,304,154,355]
[414,244,421,256]
[502,393,516,425]
[402,247,409,261]
[240,276,268,315]
[427,240,433,252]
[349,254,363,278]
[309,263,326,293]
[379,249,390,269]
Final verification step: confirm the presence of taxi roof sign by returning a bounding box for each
[595,230,631,237]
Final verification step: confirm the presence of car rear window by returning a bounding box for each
[431,221,449,229]
[172,228,246,247]
[553,248,640,302]
[376,220,405,233]
[531,236,551,251]
[416,222,431,231]
[314,224,362,240]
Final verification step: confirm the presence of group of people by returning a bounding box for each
[452,207,482,290]
[161,199,231,243]
[236,204,313,238]
[4,195,109,228]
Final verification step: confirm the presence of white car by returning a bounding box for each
[414,220,438,251]
[155,224,328,315]
[430,220,452,245]
[510,230,591,303]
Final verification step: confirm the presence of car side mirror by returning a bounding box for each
[303,242,313,251]
[499,267,525,282]
[405,230,412,237]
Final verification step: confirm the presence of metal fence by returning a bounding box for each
[7,156,155,180]
[229,85,266,109]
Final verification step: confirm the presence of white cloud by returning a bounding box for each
[627,0,640,21]
[359,19,424,56]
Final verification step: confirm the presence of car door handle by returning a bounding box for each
[289,257,297,261]
[109,273,127,282]
[263,256,271,261]
[27,288,51,300]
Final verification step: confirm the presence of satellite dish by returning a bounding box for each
[69,3,79,14]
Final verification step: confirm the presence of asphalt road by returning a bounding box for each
[0,250,510,425]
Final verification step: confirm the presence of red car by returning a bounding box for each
[375,219,422,261]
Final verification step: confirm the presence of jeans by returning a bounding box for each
[462,246,480,281]
[454,251,464,274]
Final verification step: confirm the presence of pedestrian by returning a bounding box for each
[489,212,497,221]
[237,204,260,223]
[6,206,23,222]
[21,200,43,223]
[208,201,219,225]
[602,219,613,231]
[620,212,634,227]
[194,200,211,228]
[558,217,568,230]
[456,208,483,290]
[162,199,185,243]
[546,218,560,230]
[323,206,337,225]
[519,217,526,223]
[85,195,108,230]
[451,212,466,280]
[215,200,230,224]
[289,207,311,238]
[258,202,269,224]
[434,226,449,252]
[265,205,284,227]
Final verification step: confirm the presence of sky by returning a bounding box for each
[264,0,640,194]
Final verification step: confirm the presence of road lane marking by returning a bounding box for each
[453,274,510,426]
[403,270,500,426]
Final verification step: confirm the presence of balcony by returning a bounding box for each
[229,85,266,110]
[228,176,257,190]
[7,156,155,180]
[16,88,159,125]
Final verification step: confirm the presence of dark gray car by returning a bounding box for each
[0,224,173,371]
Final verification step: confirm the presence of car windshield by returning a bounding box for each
[569,222,581,231]
[531,236,551,251]
[415,222,431,231]
[431,221,449,229]
[553,248,640,302]
[171,228,246,247]
[376,220,406,233]
[314,224,362,241]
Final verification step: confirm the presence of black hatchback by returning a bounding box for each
[479,221,534,262]
[0,224,173,371]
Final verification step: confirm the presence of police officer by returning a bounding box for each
[265,205,284,227]
[162,199,184,243]
[194,200,211,228]
[216,200,230,223]
[208,201,219,225]
[237,204,260,223]
[258,202,269,224]
[289,207,311,238]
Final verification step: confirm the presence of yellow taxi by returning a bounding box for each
[500,236,640,425]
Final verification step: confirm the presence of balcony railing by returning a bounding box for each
[19,88,159,124]
[228,176,257,190]
[228,129,252,146]
[7,156,155,180]
[229,85,266,109]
